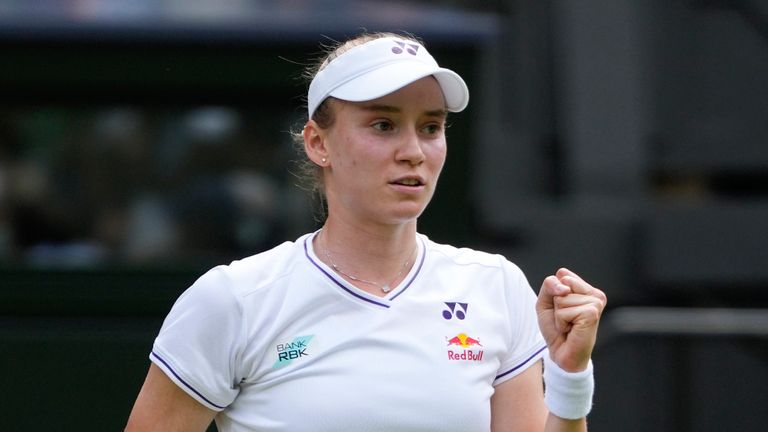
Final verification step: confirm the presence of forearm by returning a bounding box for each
[545,413,587,432]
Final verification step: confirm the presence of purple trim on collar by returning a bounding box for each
[389,235,426,300]
[303,234,426,308]
[304,236,390,308]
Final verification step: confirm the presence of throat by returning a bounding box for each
[317,230,417,295]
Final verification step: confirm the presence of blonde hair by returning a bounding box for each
[290,31,424,218]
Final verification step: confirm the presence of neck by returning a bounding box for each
[315,218,418,294]
[323,209,418,253]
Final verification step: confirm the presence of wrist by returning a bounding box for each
[543,353,594,420]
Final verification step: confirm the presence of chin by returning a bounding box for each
[386,205,427,224]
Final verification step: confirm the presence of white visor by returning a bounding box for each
[307,37,469,119]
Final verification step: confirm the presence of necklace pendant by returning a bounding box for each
[381,284,392,293]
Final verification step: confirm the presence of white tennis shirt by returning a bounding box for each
[151,231,546,431]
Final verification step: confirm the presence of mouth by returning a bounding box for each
[391,177,425,187]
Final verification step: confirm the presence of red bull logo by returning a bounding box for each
[446,333,484,362]
[446,333,482,348]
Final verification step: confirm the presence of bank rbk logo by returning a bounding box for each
[272,335,314,369]
[391,41,419,55]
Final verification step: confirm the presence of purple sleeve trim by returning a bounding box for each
[151,351,226,410]
[494,345,547,381]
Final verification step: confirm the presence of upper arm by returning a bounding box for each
[125,363,217,432]
[491,360,548,432]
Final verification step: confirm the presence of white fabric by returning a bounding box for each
[543,354,594,420]
[151,231,546,431]
[307,36,469,118]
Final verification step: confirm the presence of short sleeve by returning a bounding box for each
[493,260,547,386]
[150,266,244,410]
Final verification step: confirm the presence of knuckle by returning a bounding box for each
[592,288,608,306]
[587,304,603,320]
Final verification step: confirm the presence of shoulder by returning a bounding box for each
[419,234,531,296]
[226,237,308,292]
[421,234,523,274]
[186,233,311,302]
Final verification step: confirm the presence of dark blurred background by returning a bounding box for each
[0,0,766,430]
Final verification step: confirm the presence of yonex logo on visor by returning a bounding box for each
[307,37,469,119]
[391,41,419,55]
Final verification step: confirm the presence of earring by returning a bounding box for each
[321,158,327,163]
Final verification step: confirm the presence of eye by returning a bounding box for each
[371,120,393,132]
[421,122,444,135]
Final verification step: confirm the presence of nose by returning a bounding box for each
[396,127,426,165]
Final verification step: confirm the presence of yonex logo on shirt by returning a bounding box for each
[442,302,468,320]
[273,335,314,369]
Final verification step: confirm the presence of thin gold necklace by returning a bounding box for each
[321,234,416,294]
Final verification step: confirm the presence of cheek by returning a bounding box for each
[343,136,355,162]
[329,134,359,168]
[347,136,387,168]
[427,142,447,169]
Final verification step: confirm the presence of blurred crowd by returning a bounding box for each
[0,106,313,268]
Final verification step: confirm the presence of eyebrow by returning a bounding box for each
[360,104,447,118]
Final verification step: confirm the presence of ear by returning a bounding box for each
[303,120,330,166]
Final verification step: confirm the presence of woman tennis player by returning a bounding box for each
[126,31,607,432]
